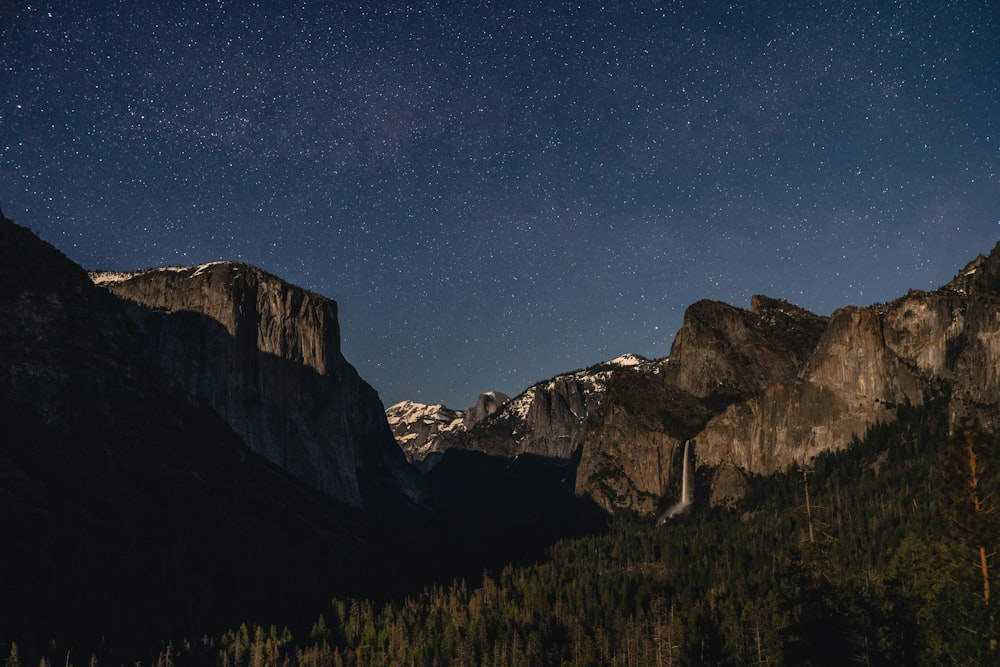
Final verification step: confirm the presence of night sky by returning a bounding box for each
[2,1,998,410]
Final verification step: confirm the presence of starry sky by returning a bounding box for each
[2,1,998,410]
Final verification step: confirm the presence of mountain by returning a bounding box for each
[385,391,510,464]
[576,247,1000,514]
[436,247,1000,518]
[7,204,1000,662]
[386,400,465,462]
[696,249,1000,491]
[449,354,658,460]
[386,356,654,516]
[464,390,511,428]
[0,213,406,651]
[91,261,416,508]
[576,297,828,513]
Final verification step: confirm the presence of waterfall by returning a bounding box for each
[680,439,692,507]
[659,439,694,523]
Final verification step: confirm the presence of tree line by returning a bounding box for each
[4,391,997,665]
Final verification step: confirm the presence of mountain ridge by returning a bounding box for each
[0,213,411,649]
[10,207,1000,525]
[395,245,1000,516]
[90,260,416,508]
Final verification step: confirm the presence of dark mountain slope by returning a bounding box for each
[0,215,395,654]
[91,261,416,509]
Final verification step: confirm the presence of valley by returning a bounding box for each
[2,212,998,664]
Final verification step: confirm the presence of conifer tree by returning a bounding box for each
[936,414,998,659]
[4,643,19,667]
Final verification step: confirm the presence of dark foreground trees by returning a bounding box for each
[5,396,999,666]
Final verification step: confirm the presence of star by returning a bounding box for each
[1,0,997,409]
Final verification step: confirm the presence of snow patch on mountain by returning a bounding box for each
[89,270,140,285]
[388,354,661,461]
[385,400,466,462]
[90,262,233,286]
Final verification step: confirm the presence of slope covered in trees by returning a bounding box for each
[7,391,996,666]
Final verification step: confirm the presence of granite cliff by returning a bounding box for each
[451,355,657,460]
[576,297,828,514]
[465,391,511,429]
[92,262,415,508]
[577,244,1000,514]
[697,249,1000,492]
[0,214,402,644]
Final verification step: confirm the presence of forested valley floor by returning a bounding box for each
[5,392,997,666]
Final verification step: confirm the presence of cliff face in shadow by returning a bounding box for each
[662,296,827,399]
[93,263,416,508]
[0,215,403,651]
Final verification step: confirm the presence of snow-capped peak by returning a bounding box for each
[385,400,466,461]
[607,353,648,367]
[89,270,140,285]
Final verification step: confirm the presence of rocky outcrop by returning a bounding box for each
[92,262,415,508]
[935,253,1000,423]
[663,296,827,399]
[695,248,1000,479]
[576,394,679,515]
[576,298,827,513]
[576,244,1000,516]
[464,391,510,429]
[456,355,657,460]
[695,304,928,474]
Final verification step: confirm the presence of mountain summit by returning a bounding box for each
[416,245,1000,516]
[577,245,1000,513]
[92,261,415,507]
[0,213,412,645]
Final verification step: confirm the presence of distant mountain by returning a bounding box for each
[386,391,511,464]
[448,354,660,460]
[386,355,659,514]
[386,400,465,461]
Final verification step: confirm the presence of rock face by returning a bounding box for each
[576,298,828,514]
[92,262,414,508]
[696,251,1000,480]
[695,304,926,476]
[455,355,658,460]
[464,391,511,429]
[0,215,400,644]
[577,244,1000,515]
[576,396,678,516]
[1,221,139,436]
[663,296,826,400]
